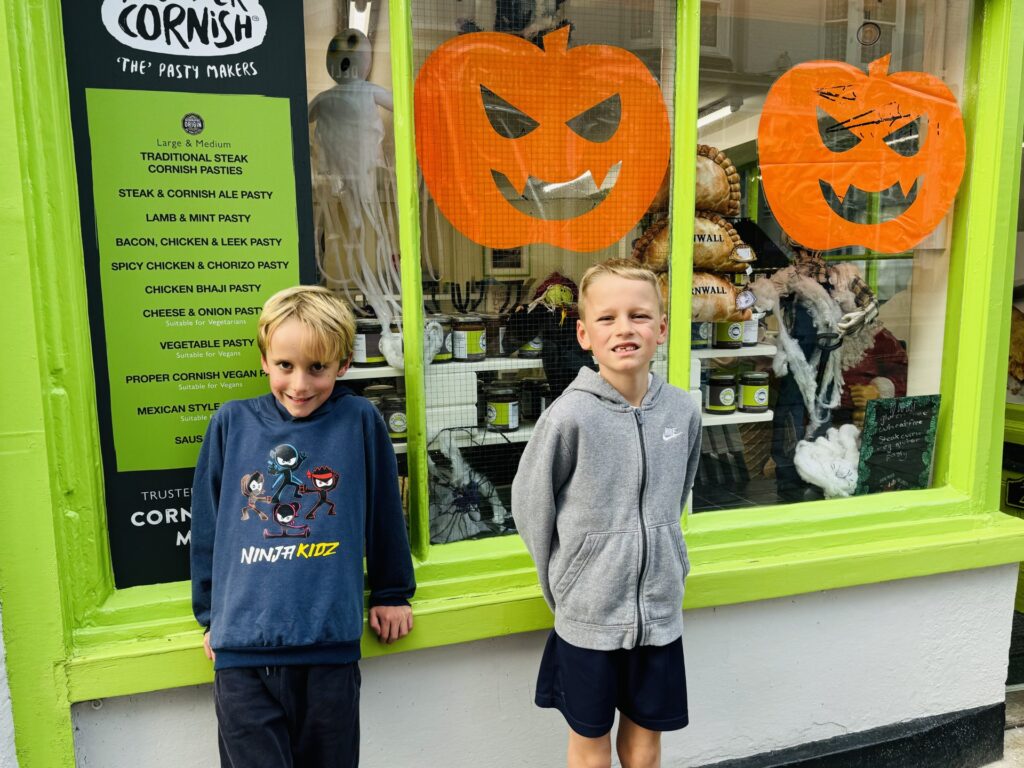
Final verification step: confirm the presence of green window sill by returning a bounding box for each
[65,486,1024,703]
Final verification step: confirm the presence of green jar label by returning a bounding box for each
[387,411,407,437]
[454,329,486,358]
[434,332,453,361]
[715,322,742,342]
[741,384,769,408]
[486,401,519,430]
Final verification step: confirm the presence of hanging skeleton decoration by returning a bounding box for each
[309,29,441,368]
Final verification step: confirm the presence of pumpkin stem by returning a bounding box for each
[868,54,892,77]
[542,25,571,53]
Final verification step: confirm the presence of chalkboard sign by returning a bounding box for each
[855,395,940,495]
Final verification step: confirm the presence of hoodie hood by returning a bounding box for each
[562,366,665,410]
[260,381,355,424]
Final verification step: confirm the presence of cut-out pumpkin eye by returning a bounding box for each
[817,107,862,153]
[884,115,925,157]
[566,94,622,143]
[480,85,539,139]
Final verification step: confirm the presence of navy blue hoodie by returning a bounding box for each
[191,384,415,669]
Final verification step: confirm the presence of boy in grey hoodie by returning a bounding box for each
[512,259,701,768]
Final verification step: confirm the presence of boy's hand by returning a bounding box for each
[369,605,413,644]
[203,630,216,662]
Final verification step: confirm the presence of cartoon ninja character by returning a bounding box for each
[267,444,307,503]
[263,502,311,539]
[298,465,340,519]
[240,471,271,521]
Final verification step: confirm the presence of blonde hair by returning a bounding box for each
[578,259,663,320]
[257,285,356,363]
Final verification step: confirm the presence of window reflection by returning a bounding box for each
[692,0,966,509]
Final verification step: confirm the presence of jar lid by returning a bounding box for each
[382,395,405,406]
[363,384,396,396]
[357,317,381,329]
[454,314,483,323]
[709,373,736,383]
[429,313,451,323]
[741,372,769,382]
[487,386,517,396]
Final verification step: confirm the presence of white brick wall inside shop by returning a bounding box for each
[0,608,19,768]
[72,565,1017,768]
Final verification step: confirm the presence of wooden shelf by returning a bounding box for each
[692,343,777,359]
[702,409,774,427]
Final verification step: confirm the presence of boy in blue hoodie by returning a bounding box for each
[512,260,701,768]
[191,285,415,768]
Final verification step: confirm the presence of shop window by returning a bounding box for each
[410,1,677,544]
[700,0,733,60]
[823,0,904,67]
[303,0,416,522]
[692,0,968,510]
[1006,145,1024,411]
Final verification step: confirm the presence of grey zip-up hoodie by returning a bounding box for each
[512,367,701,651]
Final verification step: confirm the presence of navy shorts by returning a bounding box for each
[535,630,689,738]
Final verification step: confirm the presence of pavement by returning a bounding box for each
[985,691,1024,767]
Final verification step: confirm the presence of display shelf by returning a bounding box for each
[339,357,545,382]
[392,423,537,454]
[701,409,774,427]
[341,365,402,380]
[430,358,545,374]
[692,343,777,359]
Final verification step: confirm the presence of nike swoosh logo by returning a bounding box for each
[663,428,682,441]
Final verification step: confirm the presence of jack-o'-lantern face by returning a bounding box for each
[414,27,671,253]
[758,55,966,252]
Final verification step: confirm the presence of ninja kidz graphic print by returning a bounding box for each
[299,465,340,519]
[267,443,307,503]
[242,444,342,541]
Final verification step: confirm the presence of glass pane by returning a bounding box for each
[825,0,849,20]
[1007,147,1024,406]
[860,22,894,64]
[412,1,677,543]
[303,1,410,526]
[867,0,899,24]
[701,3,720,48]
[694,0,968,509]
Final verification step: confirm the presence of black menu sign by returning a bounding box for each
[856,395,940,495]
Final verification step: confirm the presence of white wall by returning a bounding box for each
[0,608,19,768]
[72,565,1017,768]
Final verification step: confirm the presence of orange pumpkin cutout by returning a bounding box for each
[758,55,966,252]
[414,27,671,252]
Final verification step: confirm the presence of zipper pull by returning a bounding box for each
[634,408,645,425]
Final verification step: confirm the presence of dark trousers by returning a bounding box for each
[215,664,360,768]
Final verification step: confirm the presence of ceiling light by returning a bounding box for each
[697,105,733,128]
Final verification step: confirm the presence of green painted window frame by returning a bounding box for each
[2,0,1024,764]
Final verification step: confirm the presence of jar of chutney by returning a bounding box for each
[353,318,385,367]
[481,313,509,357]
[713,321,743,350]
[382,395,407,442]
[739,372,769,413]
[486,385,519,432]
[518,335,543,359]
[691,322,711,349]
[430,313,453,363]
[453,315,486,361]
[705,372,737,414]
